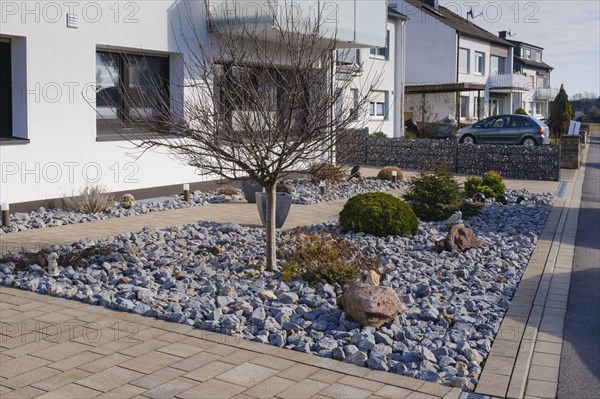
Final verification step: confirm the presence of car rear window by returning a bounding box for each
[509,116,523,127]
[519,116,533,127]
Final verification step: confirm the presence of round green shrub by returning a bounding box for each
[464,171,506,198]
[339,192,418,237]
[377,166,404,181]
[403,172,463,221]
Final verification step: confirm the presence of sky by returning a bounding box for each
[438,0,600,98]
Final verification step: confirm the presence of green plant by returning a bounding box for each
[369,131,387,138]
[403,131,418,139]
[464,171,506,198]
[548,84,575,138]
[63,185,114,214]
[403,172,462,221]
[514,107,528,115]
[377,166,403,181]
[339,192,418,237]
[308,162,346,183]
[279,228,379,286]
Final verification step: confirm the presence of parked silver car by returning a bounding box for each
[456,114,550,146]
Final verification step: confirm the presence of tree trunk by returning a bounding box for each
[264,183,277,271]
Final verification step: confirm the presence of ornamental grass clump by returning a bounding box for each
[339,192,418,237]
[403,172,462,221]
[308,162,346,184]
[63,185,114,214]
[377,166,403,181]
[279,228,378,286]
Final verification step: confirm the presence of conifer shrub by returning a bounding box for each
[339,192,418,237]
[464,171,506,198]
[403,172,462,221]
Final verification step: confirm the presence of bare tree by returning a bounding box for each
[98,1,381,271]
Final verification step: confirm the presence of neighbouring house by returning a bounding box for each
[337,7,408,138]
[503,34,558,118]
[397,0,529,133]
[0,0,388,208]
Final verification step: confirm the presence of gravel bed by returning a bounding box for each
[1,178,401,234]
[0,189,552,389]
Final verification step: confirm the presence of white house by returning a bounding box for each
[397,0,529,132]
[337,7,407,138]
[0,0,388,209]
[504,36,557,118]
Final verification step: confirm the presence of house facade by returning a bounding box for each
[338,7,407,138]
[398,0,528,131]
[505,36,557,118]
[0,1,388,207]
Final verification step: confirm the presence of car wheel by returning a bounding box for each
[461,135,475,144]
[522,137,536,146]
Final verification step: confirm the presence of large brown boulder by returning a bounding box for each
[337,282,403,328]
[438,224,479,252]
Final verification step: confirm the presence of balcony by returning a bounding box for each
[535,87,559,100]
[487,74,531,93]
[206,0,387,48]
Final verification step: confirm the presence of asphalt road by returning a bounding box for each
[557,132,600,399]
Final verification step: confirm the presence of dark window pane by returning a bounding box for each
[96,52,121,120]
[0,41,13,137]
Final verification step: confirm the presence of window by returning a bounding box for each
[536,52,542,62]
[215,64,313,134]
[459,48,470,74]
[350,88,359,121]
[474,52,485,75]
[525,49,531,59]
[96,51,169,134]
[369,91,387,118]
[529,75,535,90]
[490,55,505,75]
[460,96,469,119]
[370,30,390,59]
[0,40,12,138]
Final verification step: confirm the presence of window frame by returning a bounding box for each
[458,48,470,74]
[490,55,505,75]
[368,91,388,119]
[95,50,170,139]
[474,51,485,75]
[459,95,470,119]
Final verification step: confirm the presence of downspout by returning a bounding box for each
[455,31,460,120]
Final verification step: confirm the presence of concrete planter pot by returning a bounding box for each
[242,180,262,203]
[256,192,292,228]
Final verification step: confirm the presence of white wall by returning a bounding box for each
[400,0,456,85]
[0,1,386,204]
[346,17,406,138]
[0,1,208,204]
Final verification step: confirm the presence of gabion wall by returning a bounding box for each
[338,135,560,181]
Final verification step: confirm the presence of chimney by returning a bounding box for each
[499,31,507,39]
[421,0,438,9]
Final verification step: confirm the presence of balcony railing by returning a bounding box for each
[487,74,531,92]
[535,87,559,100]
[207,0,387,48]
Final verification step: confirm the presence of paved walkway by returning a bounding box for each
[557,132,600,399]
[0,156,592,399]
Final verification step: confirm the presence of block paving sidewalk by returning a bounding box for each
[0,160,589,399]
[0,287,462,399]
